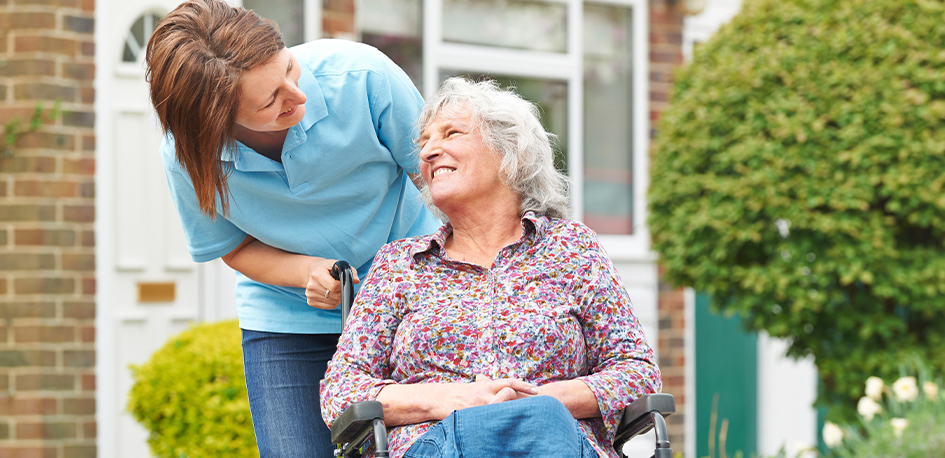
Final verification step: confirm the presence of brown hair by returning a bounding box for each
[146,0,284,217]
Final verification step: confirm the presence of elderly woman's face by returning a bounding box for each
[419,108,507,213]
[235,48,307,133]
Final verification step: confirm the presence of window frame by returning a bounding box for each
[233,0,322,46]
[421,0,651,260]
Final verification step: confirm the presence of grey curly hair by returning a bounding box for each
[416,77,571,221]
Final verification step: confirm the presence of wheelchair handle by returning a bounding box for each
[329,260,355,327]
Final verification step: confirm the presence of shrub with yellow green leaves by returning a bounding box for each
[648,0,945,421]
[128,320,256,457]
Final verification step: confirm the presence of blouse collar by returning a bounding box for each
[409,211,550,264]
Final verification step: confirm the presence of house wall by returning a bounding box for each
[0,0,98,457]
[323,0,355,39]
[649,0,688,451]
[757,332,817,457]
[1,0,689,457]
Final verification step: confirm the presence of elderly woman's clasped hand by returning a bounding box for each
[392,375,543,423]
[472,375,540,405]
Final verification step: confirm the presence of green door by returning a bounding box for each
[695,293,757,458]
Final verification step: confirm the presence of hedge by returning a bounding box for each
[128,320,257,457]
[648,0,945,420]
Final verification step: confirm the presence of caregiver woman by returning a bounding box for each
[144,0,439,456]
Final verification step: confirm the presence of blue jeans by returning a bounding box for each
[404,396,599,458]
[242,329,339,458]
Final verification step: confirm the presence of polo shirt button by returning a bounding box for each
[485,354,495,363]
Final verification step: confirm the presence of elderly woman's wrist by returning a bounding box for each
[372,383,457,426]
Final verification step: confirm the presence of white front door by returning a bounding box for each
[94,2,237,457]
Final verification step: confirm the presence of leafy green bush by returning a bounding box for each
[128,320,256,457]
[648,0,945,421]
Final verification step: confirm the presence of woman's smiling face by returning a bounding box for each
[418,107,514,215]
[234,48,307,133]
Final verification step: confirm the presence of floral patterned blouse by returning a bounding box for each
[320,212,661,457]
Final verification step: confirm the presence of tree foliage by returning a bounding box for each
[128,320,256,457]
[648,0,945,420]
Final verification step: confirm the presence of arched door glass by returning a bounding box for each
[122,12,164,62]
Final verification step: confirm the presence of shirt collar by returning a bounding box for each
[296,57,328,130]
[409,211,549,264]
[222,52,329,170]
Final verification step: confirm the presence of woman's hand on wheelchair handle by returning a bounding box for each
[304,258,360,310]
[220,235,360,309]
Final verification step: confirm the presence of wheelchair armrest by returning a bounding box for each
[613,393,675,451]
[330,400,385,445]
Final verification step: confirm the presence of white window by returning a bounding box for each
[268,0,651,257]
[241,0,321,47]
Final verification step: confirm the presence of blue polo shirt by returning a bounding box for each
[161,39,441,334]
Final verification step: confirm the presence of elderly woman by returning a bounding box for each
[320,78,661,458]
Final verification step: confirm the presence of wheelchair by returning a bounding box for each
[328,261,676,458]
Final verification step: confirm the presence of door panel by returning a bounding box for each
[695,292,757,458]
[113,109,152,271]
[97,3,238,457]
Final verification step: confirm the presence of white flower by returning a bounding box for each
[857,396,882,421]
[890,417,909,438]
[822,421,844,448]
[775,218,791,238]
[865,376,885,401]
[892,376,919,402]
[923,381,938,401]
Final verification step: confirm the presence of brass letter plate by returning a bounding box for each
[138,282,176,303]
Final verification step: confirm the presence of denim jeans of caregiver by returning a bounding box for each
[242,330,340,458]
[404,396,599,458]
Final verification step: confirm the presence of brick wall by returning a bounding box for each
[322,0,354,40]
[649,0,688,454]
[0,0,97,456]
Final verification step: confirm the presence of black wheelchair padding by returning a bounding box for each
[331,400,384,444]
[331,399,389,457]
[614,393,676,457]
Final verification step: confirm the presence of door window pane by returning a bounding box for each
[360,0,424,90]
[123,12,163,63]
[583,3,633,234]
[441,73,569,174]
[443,0,567,53]
[244,0,305,47]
